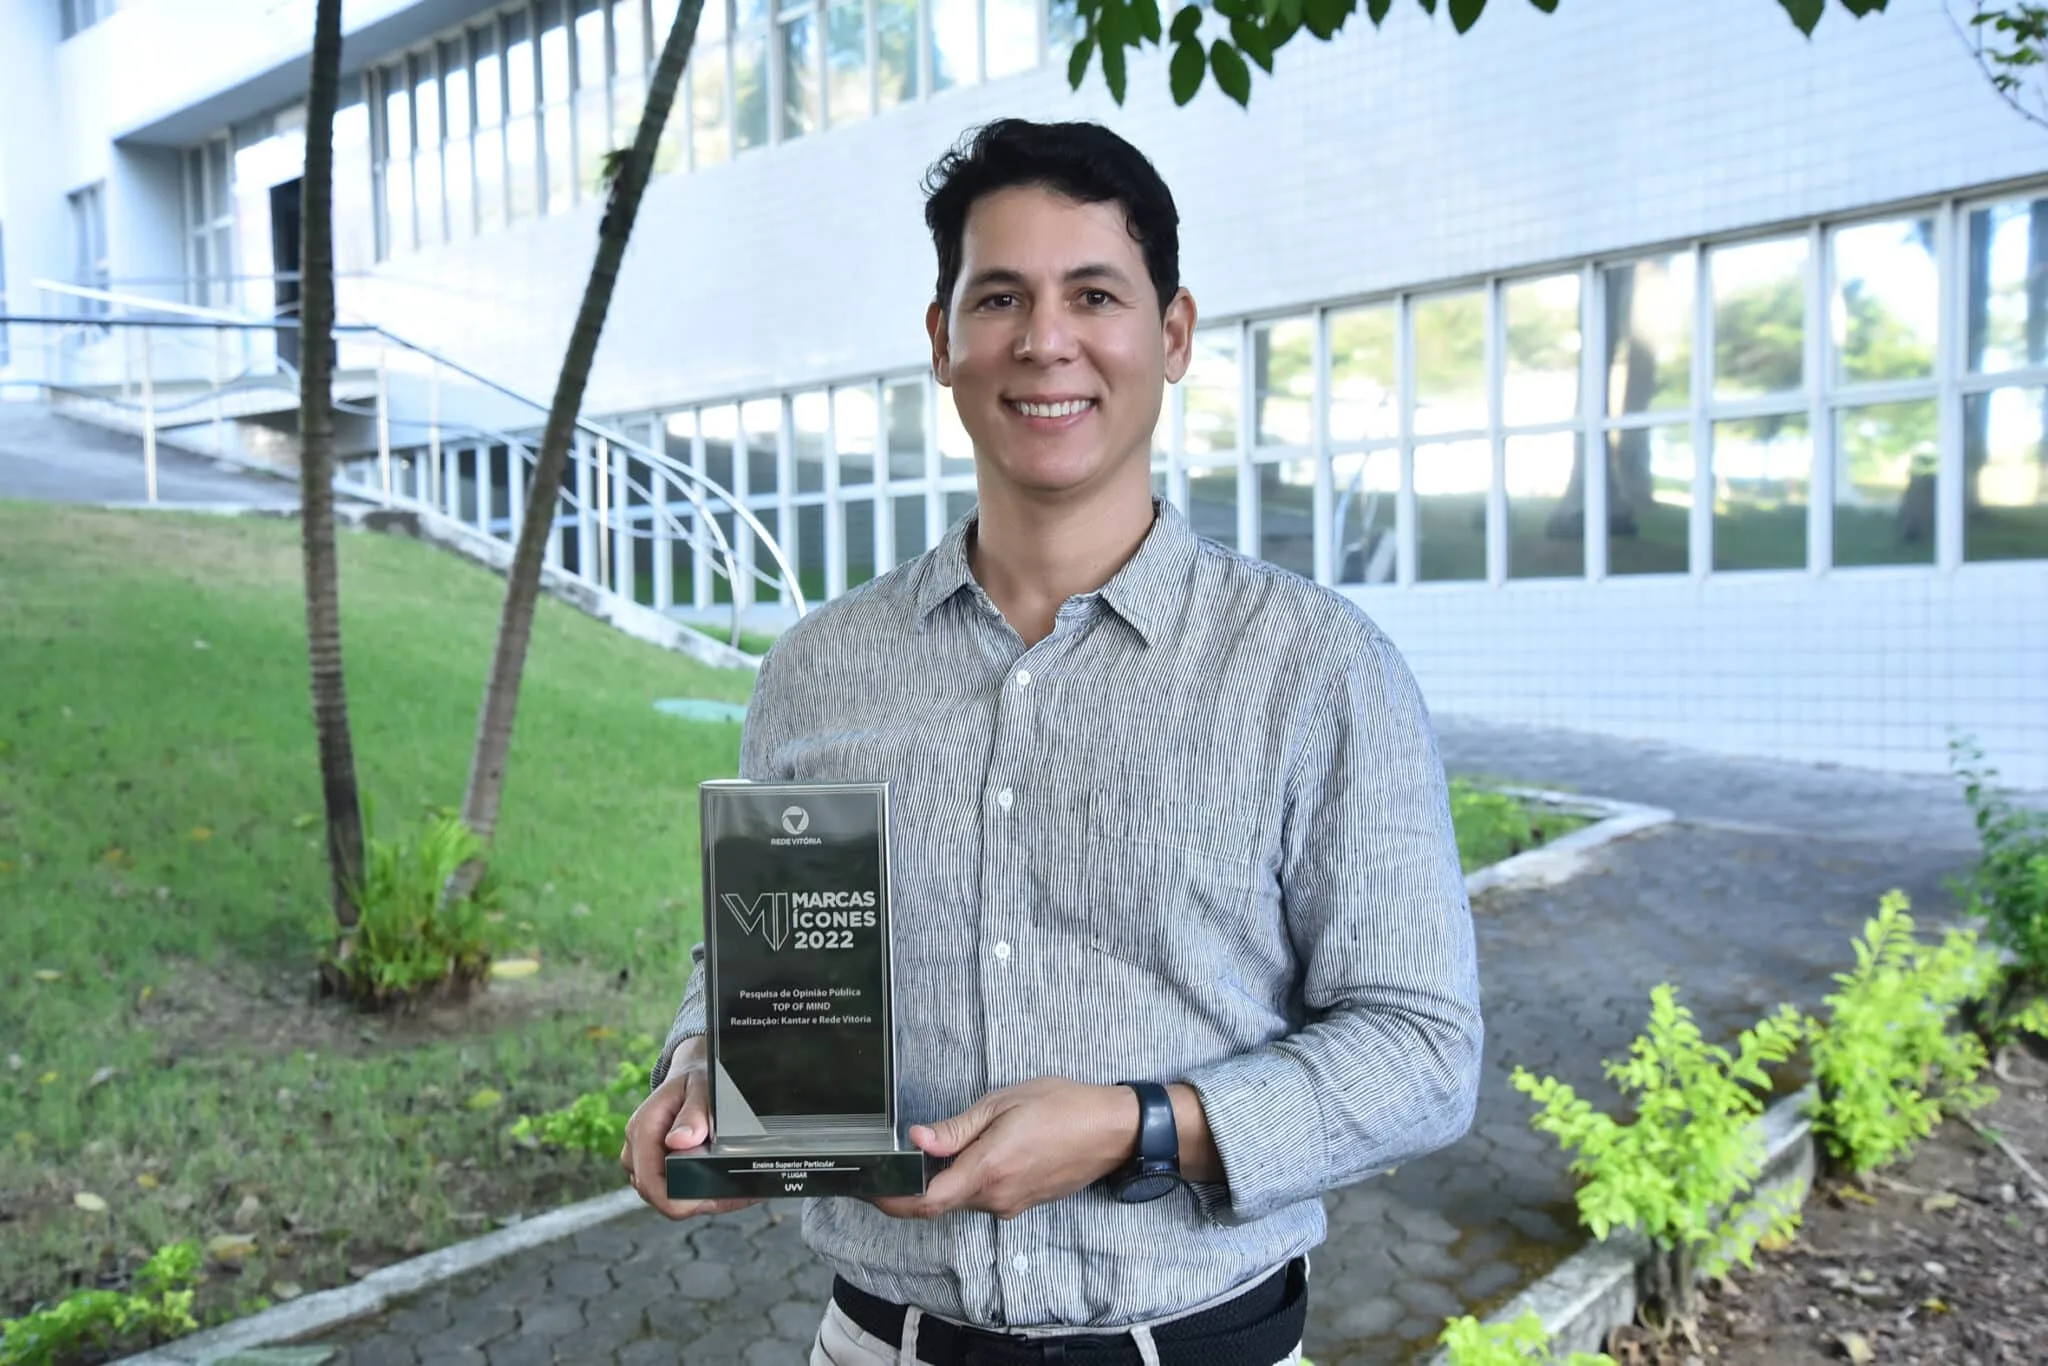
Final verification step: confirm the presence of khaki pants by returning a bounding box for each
[809,1300,1305,1366]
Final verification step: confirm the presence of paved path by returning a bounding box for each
[287,729,1991,1366]
[0,400,299,508]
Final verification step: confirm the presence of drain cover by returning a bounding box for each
[654,698,748,723]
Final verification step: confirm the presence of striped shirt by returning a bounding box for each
[656,498,1482,1330]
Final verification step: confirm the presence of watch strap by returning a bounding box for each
[1120,1080,1179,1168]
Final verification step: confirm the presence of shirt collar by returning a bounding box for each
[913,499,1199,648]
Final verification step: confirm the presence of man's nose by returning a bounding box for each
[1015,305,1078,362]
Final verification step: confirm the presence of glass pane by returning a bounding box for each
[413,61,441,149]
[1184,328,1240,459]
[1257,460,1315,578]
[1606,425,1693,575]
[539,2,572,103]
[662,409,696,463]
[1416,439,1488,581]
[506,12,537,114]
[702,403,738,490]
[576,85,611,189]
[930,0,979,92]
[1504,274,1580,427]
[1506,432,1583,579]
[1712,414,1810,571]
[796,503,827,602]
[1834,400,1936,567]
[893,492,929,562]
[736,0,768,27]
[1413,290,1486,437]
[543,105,573,212]
[826,0,870,125]
[474,29,504,125]
[508,113,541,219]
[692,49,730,166]
[781,13,819,138]
[333,104,377,271]
[575,0,606,86]
[1329,304,1396,444]
[938,389,974,469]
[444,134,473,240]
[752,505,782,602]
[1331,450,1397,585]
[843,496,878,588]
[793,390,828,493]
[617,0,649,74]
[1965,386,2048,562]
[415,141,444,244]
[834,386,877,486]
[743,398,781,494]
[886,379,925,481]
[385,158,415,256]
[1966,198,2048,375]
[1604,254,1693,416]
[985,0,1039,78]
[474,123,505,232]
[946,489,977,527]
[384,71,413,156]
[1252,317,1313,447]
[733,34,769,151]
[1186,462,1238,549]
[442,56,472,139]
[1833,218,1937,385]
[875,0,918,108]
[1047,0,1083,53]
[1712,236,1806,399]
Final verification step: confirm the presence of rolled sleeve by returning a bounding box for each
[1179,628,1483,1222]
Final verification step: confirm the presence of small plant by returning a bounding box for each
[1449,781,1579,873]
[1439,1311,1617,1365]
[1512,986,1805,1335]
[511,1039,660,1157]
[1950,736,2048,1041]
[0,1241,201,1366]
[1806,891,2000,1176]
[324,806,502,1009]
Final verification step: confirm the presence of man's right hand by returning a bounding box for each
[618,1038,759,1220]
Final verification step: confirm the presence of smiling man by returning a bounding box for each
[623,119,1483,1365]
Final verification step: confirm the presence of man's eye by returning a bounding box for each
[1081,290,1114,308]
[979,293,1018,310]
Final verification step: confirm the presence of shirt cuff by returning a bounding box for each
[1178,1047,1325,1224]
[650,945,709,1091]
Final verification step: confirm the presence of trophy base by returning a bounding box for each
[666,1125,932,1200]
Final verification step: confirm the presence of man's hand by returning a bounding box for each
[869,1077,1141,1221]
[618,1038,760,1220]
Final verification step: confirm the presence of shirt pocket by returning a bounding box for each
[1077,779,1266,985]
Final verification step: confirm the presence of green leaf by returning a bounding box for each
[1135,0,1164,44]
[1527,0,1558,11]
[1416,0,1436,11]
[1777,0,1824,35]
[1365,0,1391,19]
[1171,3,1205,41]
[1067,33,1095,89]
[1449,0,1485,31]
[1303,0,1348,38]
[1170,37,1207,101]
[1838,0,1887,13]
[1103,38,1129,102]
[1209,38,1253,104]
[1231,15,1276,70]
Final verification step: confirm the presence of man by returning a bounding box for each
[623,118,1482,1365]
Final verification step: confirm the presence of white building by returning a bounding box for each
[2,0,2044,784]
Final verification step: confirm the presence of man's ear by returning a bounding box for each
[1161,288,1197,385]
[926,300,952,387]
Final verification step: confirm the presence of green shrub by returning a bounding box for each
[1439,1312,1616,1365]
[1512,986,1804,1327]
[1806,891,1999,1176]
[1449,780,1581,873]
[1950,737,2048,1038]
[511,1038,660,1157]
[0,1241,201,1366]
[325,807,502,1009]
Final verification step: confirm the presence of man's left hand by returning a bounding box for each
[870,1077,1139,1221]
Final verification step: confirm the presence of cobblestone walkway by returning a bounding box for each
[303,727,1986,1366]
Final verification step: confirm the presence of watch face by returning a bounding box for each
[1114,1171,1183,1204]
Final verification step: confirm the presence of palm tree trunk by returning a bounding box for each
[451,0,706,894]
[298,0,365,928]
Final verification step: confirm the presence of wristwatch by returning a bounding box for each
[1106,1080,1186,1204]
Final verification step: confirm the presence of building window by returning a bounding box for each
[67,182,109,315]
[61,0,113,40]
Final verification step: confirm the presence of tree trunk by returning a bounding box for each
[450,0,707,894]
[298,0,365,928]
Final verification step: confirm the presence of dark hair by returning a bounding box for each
[921,119,1181,317]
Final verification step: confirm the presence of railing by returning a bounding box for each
[0,281,806,651]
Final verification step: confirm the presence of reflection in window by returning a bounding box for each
[1253,317,1313,447]
[1506,433,1583,579]
[1605,426,1692,575]
[844,496,878,587]
[1328,304,1396,444]
[893,493,929,563]
[1186,461,1239,549]
[733,34,770,151]
[1415,439,1488,581]
[930,0,981,91]
[1604,254,1693,415]
[834,386,877,486]
[1257,461,1316,579]
[1834,219,1937,385]
[875,0,919,109]
[792,390,828,493]
[1966,197,2048,375]
[1332,449,1397,585]
[797,503,827,601]
[1413,290,1486,437]
[1835,400,1936,567]
[1184,329,1240,458]
[1712,236,1805,399]
[985,0,1040,79]
[1712,414,1810,571]
[1504,274,1579,427]
[886,379,926,481]
[1964,386,2048,562]
[781,9,820,139]
[826,0,870,124]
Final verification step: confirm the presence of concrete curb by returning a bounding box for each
[1421,1084,1819,1364]
[1461,787,1675,900]
[112,1191,646,1365]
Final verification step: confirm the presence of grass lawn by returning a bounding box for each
[0,503,1579,1341]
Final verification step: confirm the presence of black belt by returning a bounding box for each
[830,1259,1308,1365]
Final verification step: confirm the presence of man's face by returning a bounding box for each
[927,184,1195,505]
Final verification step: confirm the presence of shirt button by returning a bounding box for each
[993,941,1011,961]
[1015,669,1032,688]
[1012,1254,1029,1273]
[997,787,1014,811]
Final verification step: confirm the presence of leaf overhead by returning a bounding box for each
[1171,38,1208,102]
